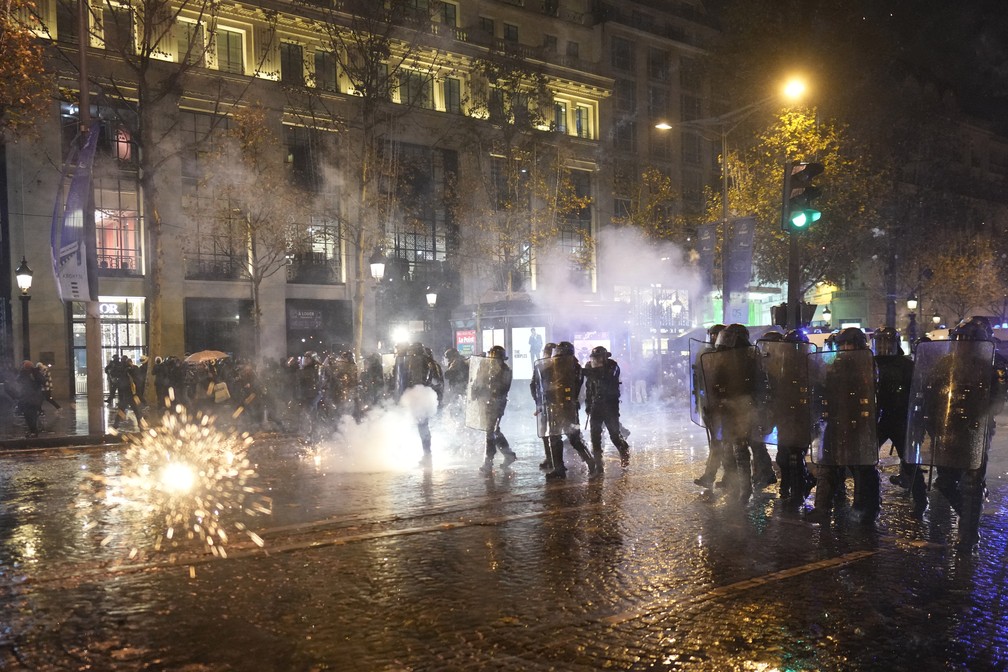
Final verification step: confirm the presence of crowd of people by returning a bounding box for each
[690,315,1007,554]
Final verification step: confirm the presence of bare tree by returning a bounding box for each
[195,105,309,358]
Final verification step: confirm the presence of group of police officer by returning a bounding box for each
[690,315,1006,553]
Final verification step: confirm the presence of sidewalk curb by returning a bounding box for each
[0,433,125,451]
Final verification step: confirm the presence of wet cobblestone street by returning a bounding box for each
[1,403,1007,671]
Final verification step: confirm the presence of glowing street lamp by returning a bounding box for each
[369,248,386,281]
[15,256,33,361]
[932,312,941,326]
[426,286,438,309]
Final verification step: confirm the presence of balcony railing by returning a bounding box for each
[184,257,248,281]
[287,252,341,285]
[98,252,142,276]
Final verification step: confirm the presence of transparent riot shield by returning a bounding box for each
[758,340,815,447]
[465,355,506,431]
[699,346,760,444]
[688,339,713,428]
[808,349,878,466]
[534,354,580,438]
[395,350,427,397]
[325,359,359,406]
[905,339,995,470]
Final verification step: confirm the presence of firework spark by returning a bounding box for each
[108,408,271,559]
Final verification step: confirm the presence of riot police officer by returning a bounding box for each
[531,342,558,470]
[443,348,470,406]
[469,345,517,474]
[395,342,444,469]
[907,316,1007,551]
[806,327,881,525]
[761,329,816,506]
[584,346,631,471]
[872,326,927,516]
[750,331,781,489]
[535,341,597,479]
[693,323,727,488]
[700,323,762,504]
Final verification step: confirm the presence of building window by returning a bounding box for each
[284,125,325,192]
[611,36,633,71]
[648,85,667,119]
[185,194,249,281]
[444,77,461,114]
[543,0,558,16]
[566,40,579,58]
[561,169,592,288]
[399,70,433,109]
[216,28,244,75]
[553,101,568,134]
[615,79,636,114]
[682,130,701,166]
[288,216,342,285]
[94,176,142,275]
[489,89,505,123]
[614,120,636,152]
[177,21,204,66]
[280,42,304,86]
[479,16,494,36]
[681,57,702,93]
[442,2,457,27]
[650,128,671,159]
[574,105,592,139]
[56,0,78,43]
[179,110,228,182]
[102,4,133,54]
[614,198,632,221]
[648,48,669,81]
[682,94,701,122]
[314,50,337,91]
[504,23,518,42]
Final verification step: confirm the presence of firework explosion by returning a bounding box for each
[111,409,272,558]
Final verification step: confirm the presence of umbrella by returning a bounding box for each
[184,350,230,364]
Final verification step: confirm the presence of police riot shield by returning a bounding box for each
[465,355,505,431]
[758,340,815,447]
[325,359,358,406]
[699,346,760,443]
[688,339,713,428]
[394,350,428,396]
[905,339,994,470]
[534,355,580,438]
[808,349,878,466]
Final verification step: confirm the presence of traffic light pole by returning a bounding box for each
[787,231,801,329]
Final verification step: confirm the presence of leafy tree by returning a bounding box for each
[612,165,680,242]
[196,106,309,358]
[0,0,51,138]
[927,234,1005,323]
[694,108,879,294]
[451,48,593,300]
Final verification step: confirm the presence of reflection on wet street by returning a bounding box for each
[1,402,1006,670]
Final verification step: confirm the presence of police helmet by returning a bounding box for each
[759,330,784,343]
[444,348,459,361]
[834,327,868,350]
[556,341,575,357]
[488,345,508,360]
[543,342,557,358]
[715,323,751,350]
[951,316,993,342]
[871,327,902,356]
[590,345,610,359]
[409,342,425,355]
[707,323,727,344]
[783,329,809,344]
[339,350,356,364]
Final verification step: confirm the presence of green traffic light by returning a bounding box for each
[789,209,821,229]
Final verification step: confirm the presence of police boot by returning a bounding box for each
[777,452,793,500]
[540,438,553,471]
[910,470,929,518]
[616,439,630,468]
[479,457,494,475]
[806,467,836,524]
[545,441,567,480]
[592,447,605,475]
[735,446,753,505]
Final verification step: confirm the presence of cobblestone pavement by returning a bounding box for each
[1,400,1007,671]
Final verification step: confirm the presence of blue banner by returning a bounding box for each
[697,222,716,290]
[51,128,99,302]
[723,216,755,324]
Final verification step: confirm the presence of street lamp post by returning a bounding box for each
[656,77,806,325]
[369,248,386,351]
[906,292,919,346]
[15,257,33,362]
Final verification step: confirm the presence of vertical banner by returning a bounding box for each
[723,216,756,325]
[697,223,716,289]
[51,128,100,302]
